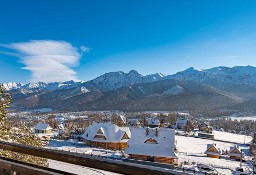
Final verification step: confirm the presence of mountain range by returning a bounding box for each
[4,66,256,116]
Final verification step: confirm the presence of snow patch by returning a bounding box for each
[163,85,184,95]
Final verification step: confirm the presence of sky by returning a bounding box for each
[1,0,256,83]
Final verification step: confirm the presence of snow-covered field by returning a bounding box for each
[176,133,251,175]
[213,131,252,144]
[229,116,256,121]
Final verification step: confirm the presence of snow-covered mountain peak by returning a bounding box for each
[89,70,164,91]
[170,66,256,85]
[3,81,83,91]
[3,82,23,90]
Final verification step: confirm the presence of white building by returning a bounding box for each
[34,122,53,141]
[34,123,52,134]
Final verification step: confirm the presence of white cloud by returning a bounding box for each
[1,40,89,83]
[80,46,91,53]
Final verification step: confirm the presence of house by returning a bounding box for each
[229,145,243,160]
[199,121,212,133]
[81,122,131,150]
[34,123,53,141]
[204,144,222,159]
[112,115,127,127]
[176,119,187,130]
[127,119,140,127]
[55,116,65,124]
[34,123,52,134]
[124,127,178,164]
[147,118,160,128]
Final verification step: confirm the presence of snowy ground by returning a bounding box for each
[47,139,92,153]
[228,116,256,121]
[47,139,123,157]
[48,159,121,175]
[176,134,251,175]
[47,139,123,175]
[213,131,252,144]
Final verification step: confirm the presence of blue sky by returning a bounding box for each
[1,0,256,83]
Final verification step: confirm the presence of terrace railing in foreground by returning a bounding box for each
[0,141,192,175]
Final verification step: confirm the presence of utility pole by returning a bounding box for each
[240,149,243,168]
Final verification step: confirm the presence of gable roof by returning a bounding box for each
[127,119,140,125]
[81,122,131,143]
[199,121,209,126]
[35,123,51,130]
[229,145,243,157]
[119,115,127,123]
[124,128,177,158]
[176,119,187,126]
[147,118,160,126]
[205,144,222,155]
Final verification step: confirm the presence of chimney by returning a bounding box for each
[155,128,158,137]
[146,127,149,135]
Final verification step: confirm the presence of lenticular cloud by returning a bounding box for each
[2,40,87,83]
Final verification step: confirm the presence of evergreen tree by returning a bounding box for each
[0,84,47,166]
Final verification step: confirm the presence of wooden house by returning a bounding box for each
[229,145,243,160]
[199,121,212,133]
[112,115,127,127]
[124,127,178,164]
[204,144,222,159]
[81,122,131,150]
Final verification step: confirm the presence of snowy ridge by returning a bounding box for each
[168,66,256,85]
[4,66,256,93]
[3,81,83,91]
[3,82,24,90]
[88,70,165,91]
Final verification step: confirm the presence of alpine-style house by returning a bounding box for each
[205,144,222,159]
[125,127,178,164]
[82,122,131,150]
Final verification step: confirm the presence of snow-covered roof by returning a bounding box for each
[81,122,131,143]
[127,119,140,126]
[176,119,187,126]
[119,115,127,123]
[205,144,222,155]
[35,123,51,130]
[229,146,243,158]
[125,127,177,158]
[199,121,209,126]
[147,118,160,126]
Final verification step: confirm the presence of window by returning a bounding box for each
[144,138,158,144]
[121,132,130,140]
[97,129,103,134]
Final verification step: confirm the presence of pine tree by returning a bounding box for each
[0,84,47,166]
